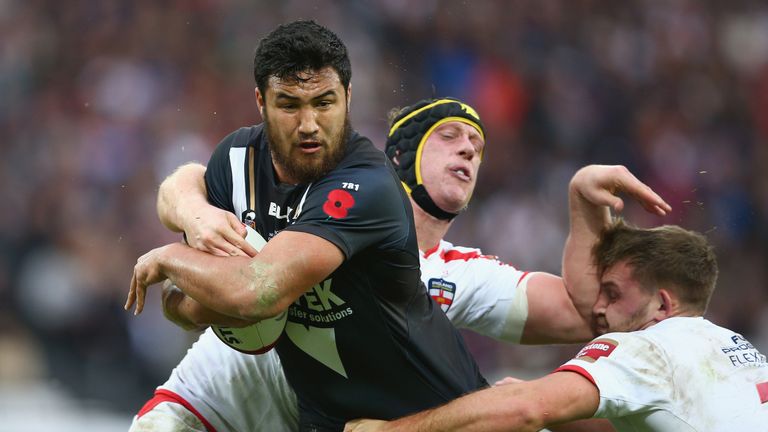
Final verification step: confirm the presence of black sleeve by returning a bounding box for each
[284,165,411,259]
[203,130,237,213]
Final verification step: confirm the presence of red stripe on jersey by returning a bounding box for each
[136,389,218,432]
[440,248,511,265]
[517,271,530,285]
[441,249,481,262]
[758,381,768,404]
[555,365,597,386]
[423,243,441,258]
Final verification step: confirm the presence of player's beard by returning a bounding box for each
[266,111,351,184]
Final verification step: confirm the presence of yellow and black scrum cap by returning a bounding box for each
[385,97,485,220]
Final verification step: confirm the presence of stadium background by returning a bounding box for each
[1,0,767,429]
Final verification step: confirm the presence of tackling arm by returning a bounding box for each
[562,165,670,322]
[156,162,258,257]
[157,163,208,233]
[519,165,669,344]
[344,371,599,432]
[150,162,262,328]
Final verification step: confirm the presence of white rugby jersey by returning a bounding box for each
[157,240,531,432]
[421,240,531,342]
[557,317,768,431]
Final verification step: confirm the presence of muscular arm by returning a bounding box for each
[344,372,599,432]
[128,230,344,321]
[157,163,208,233]
[520,272,593,343]
[519,165,669,344]
[560,167,612,324]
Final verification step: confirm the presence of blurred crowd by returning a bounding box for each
[1,0,767,415]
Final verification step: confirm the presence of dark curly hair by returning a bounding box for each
[253,20,351,95]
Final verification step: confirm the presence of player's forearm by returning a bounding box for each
[158,243,289,321]
[382,385,544,432]
[162,283,205,330]
[350,374,596,432]
[562,169,611,323]
[157,163,208,232]
[164,286,251,329]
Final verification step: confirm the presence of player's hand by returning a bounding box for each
[125,245,173,315]
[570,165,671,216]
[344,419,387,432]
[182,205,258,258]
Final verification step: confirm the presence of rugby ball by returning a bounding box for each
[212,225,287,354]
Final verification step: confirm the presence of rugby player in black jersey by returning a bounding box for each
[125,20,486,432]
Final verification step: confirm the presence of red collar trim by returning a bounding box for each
[422,242,441,258]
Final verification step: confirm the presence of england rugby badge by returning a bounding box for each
[428,278,456,313]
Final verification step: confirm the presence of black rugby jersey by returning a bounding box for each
[204,125,487,431]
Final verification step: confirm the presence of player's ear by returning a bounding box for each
[255,88,265,119]
[656,288,675,319]
[346,84,352,113]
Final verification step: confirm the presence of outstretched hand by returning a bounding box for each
[125,244,175,315]
[571,165,671,216]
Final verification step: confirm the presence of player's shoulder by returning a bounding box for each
[588,330,653,347]
[219,125,263,149]
[209,125,263,166]
[336,133,396,180]
[318,133,400,194]
[337,131,388,168]
[570,330,663,368]
[640,317,737,356]
[625,318,728,356]
[639,317,710,342]
[427,240,508,266]
[208,125,263,169]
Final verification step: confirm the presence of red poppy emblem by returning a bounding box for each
[323,189,355,219]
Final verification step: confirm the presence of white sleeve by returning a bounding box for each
[556,332,674,419]
[442,256,530,343]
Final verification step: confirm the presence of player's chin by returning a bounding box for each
[441,191,472,213]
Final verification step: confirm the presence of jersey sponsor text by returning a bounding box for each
[720,334,767,368]
[576,339,618,363]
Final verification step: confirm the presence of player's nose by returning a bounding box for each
[298,107,319,135]
[456,135,476,160]
[592,296,607,316]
